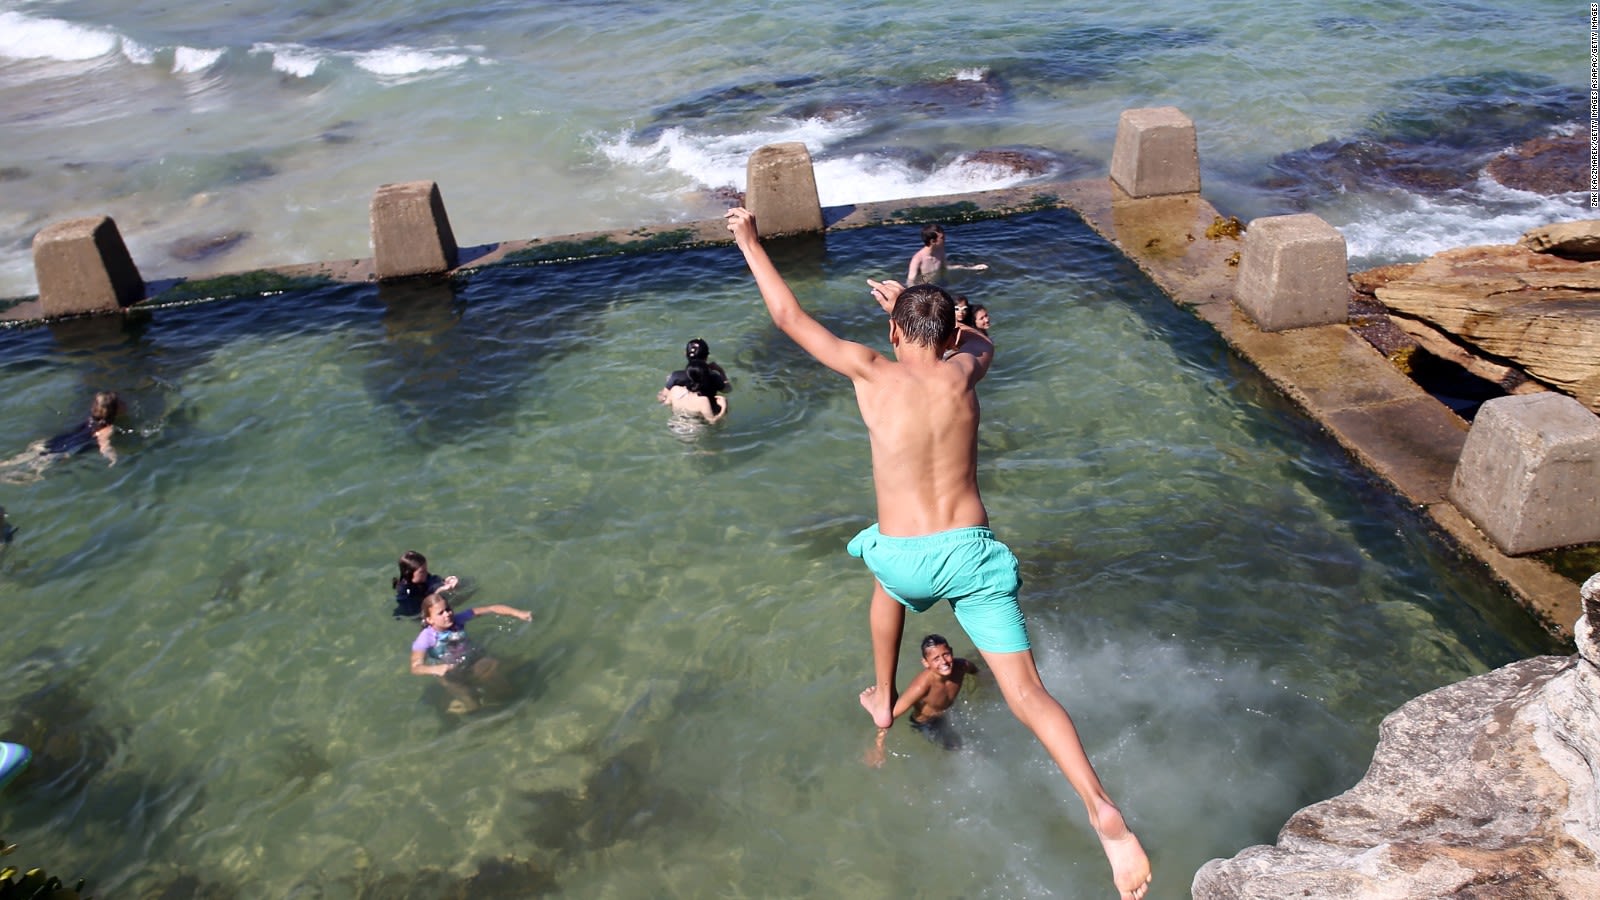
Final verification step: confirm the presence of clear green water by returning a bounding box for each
[0,211,1558,897]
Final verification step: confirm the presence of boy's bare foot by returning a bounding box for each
[1092,799,1151,900]
[857,685,894,729]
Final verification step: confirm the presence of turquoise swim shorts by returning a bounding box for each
[847,523,1030,654]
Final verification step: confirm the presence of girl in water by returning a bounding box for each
[0,391,122,484]
[410,592,532,713]
[391,550,459,618]
[657,357,728,424]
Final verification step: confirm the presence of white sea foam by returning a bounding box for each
[1338,176,1589,267]
[250,42,324,78]
[172,46,224,74]
[0,11,119,61]
[120,37,156,66]
[598,114,1030,206]
[353,46,475,79]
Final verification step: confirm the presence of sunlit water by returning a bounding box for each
[0,0,1587,300]
[0,212,1558,897]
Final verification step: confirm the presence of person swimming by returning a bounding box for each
[658,345,729,424]
[392,550,460,618]
[0,391,122,483]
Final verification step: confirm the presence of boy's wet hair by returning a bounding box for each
[920,223,945,246]
[920,633,951,655]
[891,284,957,348]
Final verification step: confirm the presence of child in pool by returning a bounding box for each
[865,634,979,765]
[0,391,121,483]
[906,224,988,286]
[410,592,532,713]
[392,550,459,618]
[657,357,728,424]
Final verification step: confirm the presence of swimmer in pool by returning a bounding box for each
[392,550,460,618]
[410,592,531,714]
[0,391,122,484]
[728,206,1150,900]
[906,223,988,286]
[657,357,728,424]
[864,634,978,765]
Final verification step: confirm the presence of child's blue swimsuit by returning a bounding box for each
[847,524,1030,653]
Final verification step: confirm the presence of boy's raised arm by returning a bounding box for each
[726,208,880,380]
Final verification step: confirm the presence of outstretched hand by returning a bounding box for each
[867,279,903,314]
[725,206,758,245]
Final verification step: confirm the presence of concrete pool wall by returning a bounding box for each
[4,106,1594,641]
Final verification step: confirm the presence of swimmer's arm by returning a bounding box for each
[657,387,672,405]
[95,427,117,466]
[948,323,994,382]
[889,676,932,723]
[473,604,532,622]
[411,649,452,677]
[727,208,882,380]
[948,261,988,272]
[706,397,728,423]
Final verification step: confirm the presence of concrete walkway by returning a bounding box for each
[0,177,1581,639]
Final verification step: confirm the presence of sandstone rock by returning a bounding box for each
[1193,649,1600,899]
[1521,220,1600,261]
[1487,133,1589,196]
[1372,244,1600,412]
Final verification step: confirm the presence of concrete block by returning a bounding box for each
[32,216,144,317]
[1109,106,1201,198]
[371,181,458,280]
[745,143,823,237]
[1234,213,1348,332]
[1450,392,1600,555]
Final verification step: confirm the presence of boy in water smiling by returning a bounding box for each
[865,634,977,764]
[727,207,1150,900]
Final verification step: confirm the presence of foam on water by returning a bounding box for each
[171,46,225,74]
[599,114,1034,205]
[1338,177,1589,267]
[0,11,119,62]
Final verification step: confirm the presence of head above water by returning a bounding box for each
[890,284,957,349]
[920,633,951,657]
[920,223,945,247]
[419,591,453,626]
[395,550,428,588]
[90,391,121,424]
[685,338,710,362]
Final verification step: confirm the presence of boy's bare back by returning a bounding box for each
[725,207,993,538]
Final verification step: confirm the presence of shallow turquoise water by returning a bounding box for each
[0,211,1559,897]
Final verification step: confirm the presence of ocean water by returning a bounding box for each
[0,0,1588,300]
[0,211,1561,897]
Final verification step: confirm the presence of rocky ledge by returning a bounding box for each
[1349,221,1600,416]
[1193,574,1600,898]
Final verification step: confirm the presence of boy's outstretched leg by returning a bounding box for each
[857,580,905,729]
[980,648,1151,900]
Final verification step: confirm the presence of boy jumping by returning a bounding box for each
[726,207,1150,900]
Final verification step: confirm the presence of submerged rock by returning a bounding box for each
[1487,133,1588,196]
[1194,576,1600,898]
[169,231,250,263]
